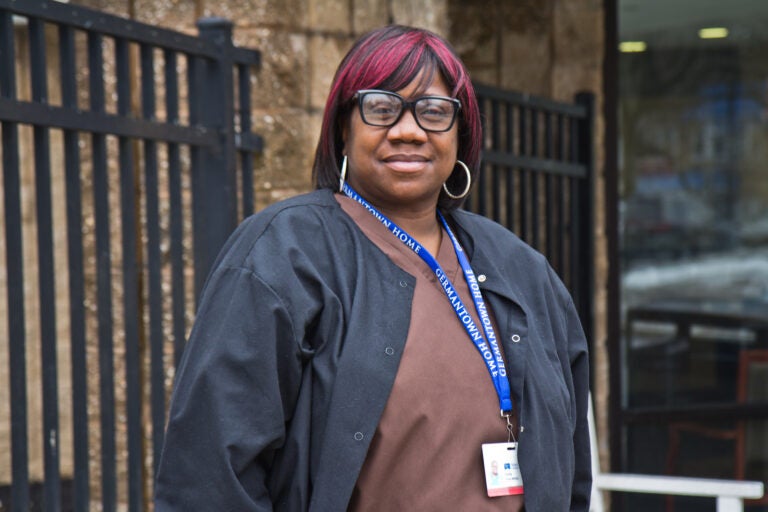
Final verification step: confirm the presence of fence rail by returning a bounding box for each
[0,2,261,510]
[470,84,595,342]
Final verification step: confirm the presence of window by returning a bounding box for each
[618,1,768,510]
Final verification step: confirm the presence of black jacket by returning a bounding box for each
[155,189,591,511]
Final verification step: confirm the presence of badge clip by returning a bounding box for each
[501,410,516,443]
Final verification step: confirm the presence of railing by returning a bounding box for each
[0,1,261,510]
[589,395,765,512]
[593,473,764,512]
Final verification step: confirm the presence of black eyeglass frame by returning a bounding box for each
[354,89,462,133]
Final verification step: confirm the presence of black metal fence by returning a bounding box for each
[470,85,595,343]
[0,1,261,510]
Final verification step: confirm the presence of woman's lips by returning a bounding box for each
[383,155,430,172]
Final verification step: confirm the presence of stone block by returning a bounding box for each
[71,0,197,34]
[551,61,601,101]
[252,108,316,190]
[448,1,497,69]
[308,0,351,32]
[244,28,309,110]
[307,111,324,161]
[309,34,354,110]
[467,66,499,88]
[391,0,448,35]
[203,0,308,30]
[500,30,552,96]
[552,0,603,66]
[448,0,556,92]
[452,31,498,86]
[498,0,554,33]
[69,0,129,17]
[352,0,390,35]
[131,0,198,29]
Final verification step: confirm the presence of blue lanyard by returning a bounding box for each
[342,183,513,414]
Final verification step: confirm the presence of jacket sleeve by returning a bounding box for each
[565,294,592,512]
[154,265,303,511]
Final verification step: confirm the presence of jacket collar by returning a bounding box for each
[447,209,529,310]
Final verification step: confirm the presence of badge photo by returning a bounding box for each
[481,442,524,497]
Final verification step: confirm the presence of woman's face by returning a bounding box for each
[342,72,459,214]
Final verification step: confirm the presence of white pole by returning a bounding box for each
[715,496,743,512]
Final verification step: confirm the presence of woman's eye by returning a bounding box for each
[371,105,396,114]
[418,100,451,118]
[365,98,400,118]
[420,107,449,118]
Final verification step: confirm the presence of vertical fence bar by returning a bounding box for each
[490,100,501,223]
[476,97,487,216]
[88,30,117,511]
[165,49,186,368]
[186,53,203,306]
[518,106,529,242]
[574,92,595,342]
[192,18,238,298]
[556,113,567,276]
[58,22,90,512]
[569,104,589,324]
[504,102,515,230]
[29,17,62,512]
[544,112,555,264]
[569,111,579,294]
[1,10,31,512]
[530,109,540,249]
[140,42,166,478]
[238,63,254,217]
[115,37,143,512]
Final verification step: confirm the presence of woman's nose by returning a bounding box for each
[387,108,427,142]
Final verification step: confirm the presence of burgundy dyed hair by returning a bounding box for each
[311,25,482,211]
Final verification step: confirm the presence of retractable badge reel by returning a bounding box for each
[481,412,524,497]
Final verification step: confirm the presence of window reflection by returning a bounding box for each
[619,1,768,509]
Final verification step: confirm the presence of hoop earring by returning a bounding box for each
[442,160,471,199]
[339,155,348,192]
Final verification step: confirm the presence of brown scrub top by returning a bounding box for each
[338,195,524,512]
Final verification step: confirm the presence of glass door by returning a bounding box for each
[618,1,768,510]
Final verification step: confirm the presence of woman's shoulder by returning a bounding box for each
[450,208,567,295]
[247,189,339,226]
[240,189,342,235]
[215,189,346,267]
[450,208,537,254]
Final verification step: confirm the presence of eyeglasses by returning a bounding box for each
[354,89,461,133]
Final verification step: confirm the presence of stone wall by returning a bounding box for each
[2,0,608,506]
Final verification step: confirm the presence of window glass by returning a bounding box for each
[619,2,768,509]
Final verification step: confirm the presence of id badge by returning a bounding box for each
[481,442,524,497]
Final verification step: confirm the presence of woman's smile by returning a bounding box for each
[382,153,431,173]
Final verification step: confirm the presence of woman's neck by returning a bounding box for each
[380,205,443,256]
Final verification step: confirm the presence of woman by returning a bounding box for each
[155,25,591,511]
